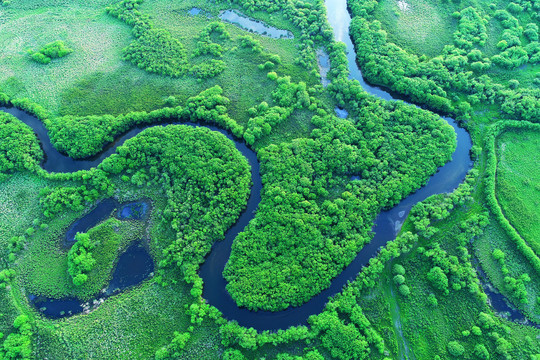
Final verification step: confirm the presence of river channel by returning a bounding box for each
[6,0,518,331]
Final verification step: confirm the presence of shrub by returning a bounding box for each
[393,274,405,285]
[447,341,465,356]
[28,40,72,64]
[393,264,405,275]
[398,285,410,296]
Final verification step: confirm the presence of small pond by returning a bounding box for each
[316,49,331,87]
[219,10,294,39]
[116,201,150,220]
[334,107,348,118]
[64,198,119,245]
[188,7,202,16]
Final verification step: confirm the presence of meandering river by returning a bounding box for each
[1,0,495,331]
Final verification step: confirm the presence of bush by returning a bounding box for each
[474,343,489,359]
[398,285,410,296]
[427,266,449,294]
[393,274,405,285]
[427,293,438,307]
[393,264,405,275]
[67,232,96,286]
[28,40,72,64]
[447,341,465,356]
[123,28,188,77]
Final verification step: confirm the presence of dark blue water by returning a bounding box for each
[106,243,154,295]
[117,201,150,220]
[219,10,294,39]
[65,198,118,245]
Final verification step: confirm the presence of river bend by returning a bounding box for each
[0,0,476,330]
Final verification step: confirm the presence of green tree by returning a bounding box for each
[447,341,465,356]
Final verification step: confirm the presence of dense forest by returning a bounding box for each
[0,0,538,359]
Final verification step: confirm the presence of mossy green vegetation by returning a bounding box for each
[496,129,540,256]
[0,0,539,358]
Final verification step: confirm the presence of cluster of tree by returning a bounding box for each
[484,120,540,275]
[44,86,243,159]
[238,35,263,53]
[310,301,386,360]
[39,168,114,217]
[28,40,73,64]
[0,269,15,289]
[67,232,96,286]
[493,249,531,304]
[499,87,540,122]
[392,263,410,296]
[182,86,244,137]
[421,213,489,301]
[0,111,42,181]
[452,7,488,49]
[6,236,25,262]
[0,315,32,360]
[407,169,479,239]
[99,125,251,290]
[154,331,191,360]
[189,59,226,79]
[471,312,514,357]
[492,9,538,68]
[225,85,456,310]
[272,350,327,360]
[122,28,189,77]
[244,101,292,144]
[220,321,312,351]
[192,22,231,58]
[109,0,228,80]
[188,22,233,80]
[215,0,334,70]
[243,74,313,144]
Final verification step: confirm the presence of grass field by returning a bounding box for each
[0,174,49,261]
[496,129,540,258]
[373,0,540,88]
[0,0,322,133]
[0,0,130,111]
[373,0,457,57]
[33,280,222,359]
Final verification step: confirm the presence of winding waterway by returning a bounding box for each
[4,0,516,331]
